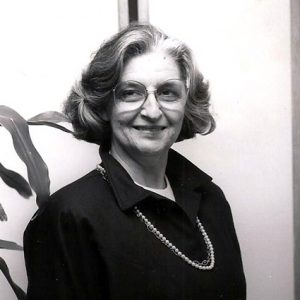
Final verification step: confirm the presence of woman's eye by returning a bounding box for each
[120,89,143,101]
[161,89,173,96]
[158,88,178,100]
[159,89,174,96]
[122,90,137,96]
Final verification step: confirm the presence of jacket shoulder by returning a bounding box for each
[52,169,102,199]
[39,169,110,218]
[199,180,233,214]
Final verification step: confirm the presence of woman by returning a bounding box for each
[24,23,246,299]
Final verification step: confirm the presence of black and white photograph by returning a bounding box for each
[0,0,298,299]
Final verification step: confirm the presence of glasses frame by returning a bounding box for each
[112,78,188,110]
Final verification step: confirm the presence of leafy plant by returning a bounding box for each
[0,257,26,300]
[0,105,71,299]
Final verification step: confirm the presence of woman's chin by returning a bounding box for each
[131,142,171,157]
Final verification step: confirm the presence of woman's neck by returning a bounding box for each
[110,146,168,189]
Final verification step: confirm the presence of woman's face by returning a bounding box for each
[109,50,187,159]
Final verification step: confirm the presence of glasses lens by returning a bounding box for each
[156,80,186,107]
[114,81,145,103]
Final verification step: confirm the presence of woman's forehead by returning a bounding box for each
[120,51,181,85]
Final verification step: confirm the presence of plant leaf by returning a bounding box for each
[0,203,7,221]
[0,256,26,299]
[27,111,73,133]
[0,105,50,207]
[28,111,69,123]
[0,239,23,250]
[27,121,73,133]
[0,162,32,198]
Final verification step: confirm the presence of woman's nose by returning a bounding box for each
[140,92,162,120]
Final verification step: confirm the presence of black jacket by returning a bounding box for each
[24,149,246,299]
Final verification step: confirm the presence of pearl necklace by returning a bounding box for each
[96,163,215,270]
[134,206,215,270]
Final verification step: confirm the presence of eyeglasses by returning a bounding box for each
[113,79,188,111]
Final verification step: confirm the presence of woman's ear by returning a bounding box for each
[99,98,114,122]
[99,102,112,122]
[100,109,110,122]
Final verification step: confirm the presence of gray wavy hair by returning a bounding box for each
[64,23,215,150]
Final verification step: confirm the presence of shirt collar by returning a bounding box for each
[99,148,212,225]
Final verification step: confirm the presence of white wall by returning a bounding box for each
[0,1,294,299]
[150,1,294,299]
[0,1,117,298]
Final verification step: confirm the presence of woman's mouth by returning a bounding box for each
[133,126,166,132]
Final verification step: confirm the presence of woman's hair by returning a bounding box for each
[64,23,215,150]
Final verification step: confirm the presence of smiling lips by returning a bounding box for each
[133,125,166,132]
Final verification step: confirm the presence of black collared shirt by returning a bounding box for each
[24,149,246,299]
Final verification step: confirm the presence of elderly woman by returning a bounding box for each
[24,24,246,299]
